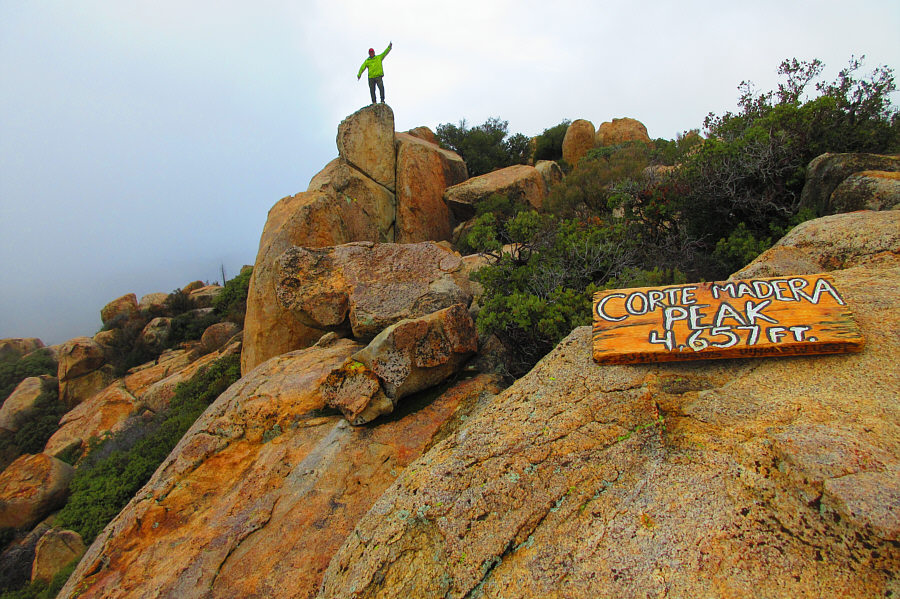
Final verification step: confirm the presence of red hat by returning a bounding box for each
[368,48,375,55]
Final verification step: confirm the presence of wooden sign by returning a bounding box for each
[592,274,865,365]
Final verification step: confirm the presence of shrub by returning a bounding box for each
[0,559,77,599]
[545,142,652,218]
[470,214,675,373]
[6,381,65,456]
[436,117,530,176]
[54,354,241,544]
[533,120,570,162]
[212,268,253,326]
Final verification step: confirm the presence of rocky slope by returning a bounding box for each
[318,210,900,598]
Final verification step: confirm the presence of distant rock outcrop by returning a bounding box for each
[30,529,86,584]
[595,116,651,146]
[99,294,138,327]
[0,339,45,363]
[535,160,563,189]
[561,118,595,165]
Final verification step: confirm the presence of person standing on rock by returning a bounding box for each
[358,42,392,105]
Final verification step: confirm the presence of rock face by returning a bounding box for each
[595,117,651,146]
[56,337,105,383]
[242,147,400,373]
[31,529,86,583]
[799,152,900,215]
[323,304,478,424]
[138,317,172,352]
[534,160,563,189]
[561,119,595,166]
[0,376,56,432]
[318,211,900,598]
[0,338,44,362]
[58,338,504,599]
[138,292,169,313]
[200,322,241,354]
[443,165,547,221]
[308,157,397,241]
[394,132,468,243]
[57,337,113,407]
[830,170,900,212]
[274,242,474,340]
[336,103,396,190]
[100,294,139,326]
[733,210,899,278]
[188,284,223,308]
[0,454,74,530]
[43,383,138,460]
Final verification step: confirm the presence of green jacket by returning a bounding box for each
[358,44,391,79]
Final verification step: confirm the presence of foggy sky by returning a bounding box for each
[1,0,898,344]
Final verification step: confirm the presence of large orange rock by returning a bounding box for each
[307,157,396,240]
[0,376,57,432]
[443,164,547,220]
[318,211,900,598]
[100,294,138,327]
[122,349,194,397]
[0,454,73,530]
[58,366,115,409]
[561,118,595,165]
[57,337,504,599]
[595,116,651,146]
[43,384,138,460]
[274,242,474,339]
[323,303,478,424]
[336,103,396,190]
[242,178,394,374]
[395,132,468,243]
[56,337,105,382]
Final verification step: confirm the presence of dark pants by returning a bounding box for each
[368,76,384,104]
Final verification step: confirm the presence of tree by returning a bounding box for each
[435,117,529,176]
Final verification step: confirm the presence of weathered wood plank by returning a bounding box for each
[592,274,865,365]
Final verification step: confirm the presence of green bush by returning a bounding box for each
[470,214,680,373]
[436,117,529,176]
[213,267,253,326]
[0,382,66,457]
[533,120,570,162]
[54,354,240,544]
[545,142,652,218]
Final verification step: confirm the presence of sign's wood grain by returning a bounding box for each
[592,274,865,365]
